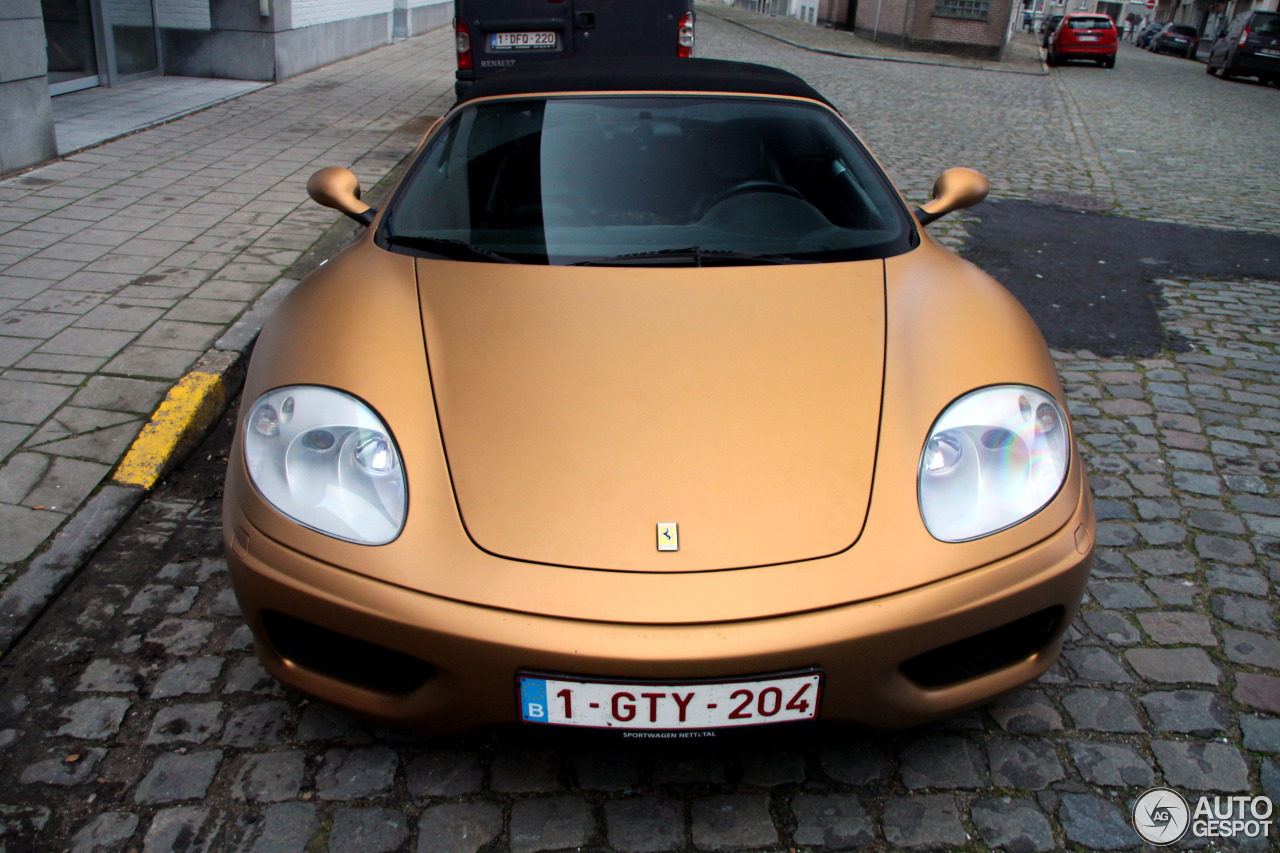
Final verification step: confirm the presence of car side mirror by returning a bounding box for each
[307,167,376,227]
[914,167,990,226]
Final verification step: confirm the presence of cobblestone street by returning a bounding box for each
[704,7,1280,233]
[0,11,1278,853]
[1049,47,1280,233]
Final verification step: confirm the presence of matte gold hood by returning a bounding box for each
[418,260,886,572]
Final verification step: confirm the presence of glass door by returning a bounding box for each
[105,0,160,80]
[43,0,101,95]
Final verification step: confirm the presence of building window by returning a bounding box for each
[933,0,989,20]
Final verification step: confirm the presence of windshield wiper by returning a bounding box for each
[571,246,812,267]
[384,234,519,264]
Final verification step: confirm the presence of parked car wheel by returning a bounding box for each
[1102,56,1115,68]
[1206,61,1217,74]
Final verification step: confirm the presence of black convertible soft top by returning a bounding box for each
[457,56,836,110]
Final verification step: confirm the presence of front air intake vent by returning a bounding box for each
[900,607,1062,688]
[262,611,435,694]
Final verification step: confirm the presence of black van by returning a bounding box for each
[453,0,695,98]
[1206,10,1280,84]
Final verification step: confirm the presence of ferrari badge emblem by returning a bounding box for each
[657,522,679,552]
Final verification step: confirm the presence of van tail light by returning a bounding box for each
[1238,26,1250,46]
[455,17,473,70]
[678,11,695,57]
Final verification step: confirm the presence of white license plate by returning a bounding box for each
[518,671,822,730]
[1079,35,1098,41]
[490,31,557,50]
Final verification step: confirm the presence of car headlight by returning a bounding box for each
[918,385,1069,542]
[243,386,406,545]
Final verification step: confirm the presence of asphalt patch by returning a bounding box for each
[959,200,1280,356]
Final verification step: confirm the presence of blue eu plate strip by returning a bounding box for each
[520,677,548,722]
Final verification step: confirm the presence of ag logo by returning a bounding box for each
[1132,787,1190,845]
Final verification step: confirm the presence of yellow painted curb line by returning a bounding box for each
[114,352,240,489]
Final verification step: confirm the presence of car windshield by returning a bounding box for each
[380,95,914,265]
[1067,17,1112,29]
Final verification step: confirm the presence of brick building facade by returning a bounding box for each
[819,0,1017,58]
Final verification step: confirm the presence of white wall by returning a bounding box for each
[106,0,154,27]
[156,0,212,30]
[792,0,820,22]
[291,0,394,28]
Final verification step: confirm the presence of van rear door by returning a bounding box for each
[569,0,693,58]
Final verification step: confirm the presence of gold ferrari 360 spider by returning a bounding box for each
[223,57,1094,734]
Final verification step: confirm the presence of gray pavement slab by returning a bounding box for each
[50,77,271,156]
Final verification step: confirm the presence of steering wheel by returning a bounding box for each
[702,180,805,214]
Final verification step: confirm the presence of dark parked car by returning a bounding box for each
[1041,14,1064,47]
[1047,14,1118,68]
[1149,23,1200,57]
[1207,10,1280,84]
[1135,22,1163,49]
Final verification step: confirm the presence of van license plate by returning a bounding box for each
[490,32,557,50]
[518,671,822,730]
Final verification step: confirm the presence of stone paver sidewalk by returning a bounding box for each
[0,26,457,636]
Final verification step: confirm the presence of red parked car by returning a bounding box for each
[1047,13,1118,68]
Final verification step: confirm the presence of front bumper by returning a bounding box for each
[225,487,1094,733]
